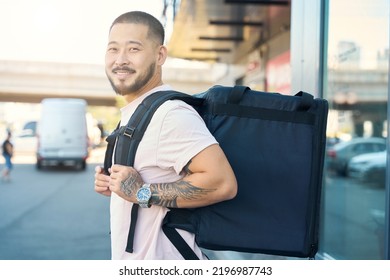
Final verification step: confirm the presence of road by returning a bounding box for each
[0,149,111,260]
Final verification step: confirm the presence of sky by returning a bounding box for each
[0,0,165,65]
[0,0,387,68]
[327,0,389,69]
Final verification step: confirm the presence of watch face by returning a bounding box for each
[137,187,151,201]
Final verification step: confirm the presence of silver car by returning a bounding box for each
[326,137,386,176]
[347,151,386,187]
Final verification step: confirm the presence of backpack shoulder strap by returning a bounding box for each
[103,121,120,175]
[115,90,203,166]
[162,208,200,260]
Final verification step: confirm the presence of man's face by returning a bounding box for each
[105,23,159,96]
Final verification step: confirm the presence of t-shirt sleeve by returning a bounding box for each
[156,101,218,175]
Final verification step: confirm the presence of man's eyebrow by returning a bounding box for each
[107,40,143,46]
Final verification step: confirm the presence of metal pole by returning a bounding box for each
[385,1,390,259]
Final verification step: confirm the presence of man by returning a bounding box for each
[94,11,237,260]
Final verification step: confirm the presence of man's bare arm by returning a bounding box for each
[109,144,237,208]
[150,181,215,208]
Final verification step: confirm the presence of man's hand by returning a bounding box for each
[94,166,112,197]
[109,164,144,202]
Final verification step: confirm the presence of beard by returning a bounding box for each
[107,62,156,96]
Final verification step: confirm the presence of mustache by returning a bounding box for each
[112,66,136,73]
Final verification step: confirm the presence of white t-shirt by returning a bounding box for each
[110,85,217,259]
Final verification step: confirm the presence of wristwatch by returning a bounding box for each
[136,183,152,208]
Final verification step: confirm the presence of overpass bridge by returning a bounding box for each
[0,59,226,107]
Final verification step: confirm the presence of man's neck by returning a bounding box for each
[124,76,163,104]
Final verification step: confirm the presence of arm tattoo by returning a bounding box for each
[120,174,139,197]
[150,181,215,208]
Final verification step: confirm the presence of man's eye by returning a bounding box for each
[129,48,139,52]
[107,47,117,52]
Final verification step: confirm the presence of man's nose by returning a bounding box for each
[115,50,129,65]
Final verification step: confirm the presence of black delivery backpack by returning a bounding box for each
[104,85,329,259]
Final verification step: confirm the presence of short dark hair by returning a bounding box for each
[110,11,165,45]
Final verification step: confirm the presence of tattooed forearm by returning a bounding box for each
[120,174,141,197]
[150,181,215,208]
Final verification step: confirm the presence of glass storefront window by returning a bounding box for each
[322,0,389,259]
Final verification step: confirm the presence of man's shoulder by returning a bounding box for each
[150,99,204,130]
[157,99,197,114]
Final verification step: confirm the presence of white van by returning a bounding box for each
[37,98,89,170]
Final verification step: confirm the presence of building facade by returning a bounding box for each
[168,0,390,259]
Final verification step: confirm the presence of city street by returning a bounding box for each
[0,149,111,260]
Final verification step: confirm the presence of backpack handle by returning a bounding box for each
[229,86,314,111]
[228,85,250,104]
[295,91,314,111]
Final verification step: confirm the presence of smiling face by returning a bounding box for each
[105,23,167,103]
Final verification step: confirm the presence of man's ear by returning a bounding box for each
[157,45,168,66]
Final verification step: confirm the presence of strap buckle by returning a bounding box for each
[119,126,135,138]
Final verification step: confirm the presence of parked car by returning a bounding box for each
[326,137,386,176]
[347,151,386,187]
